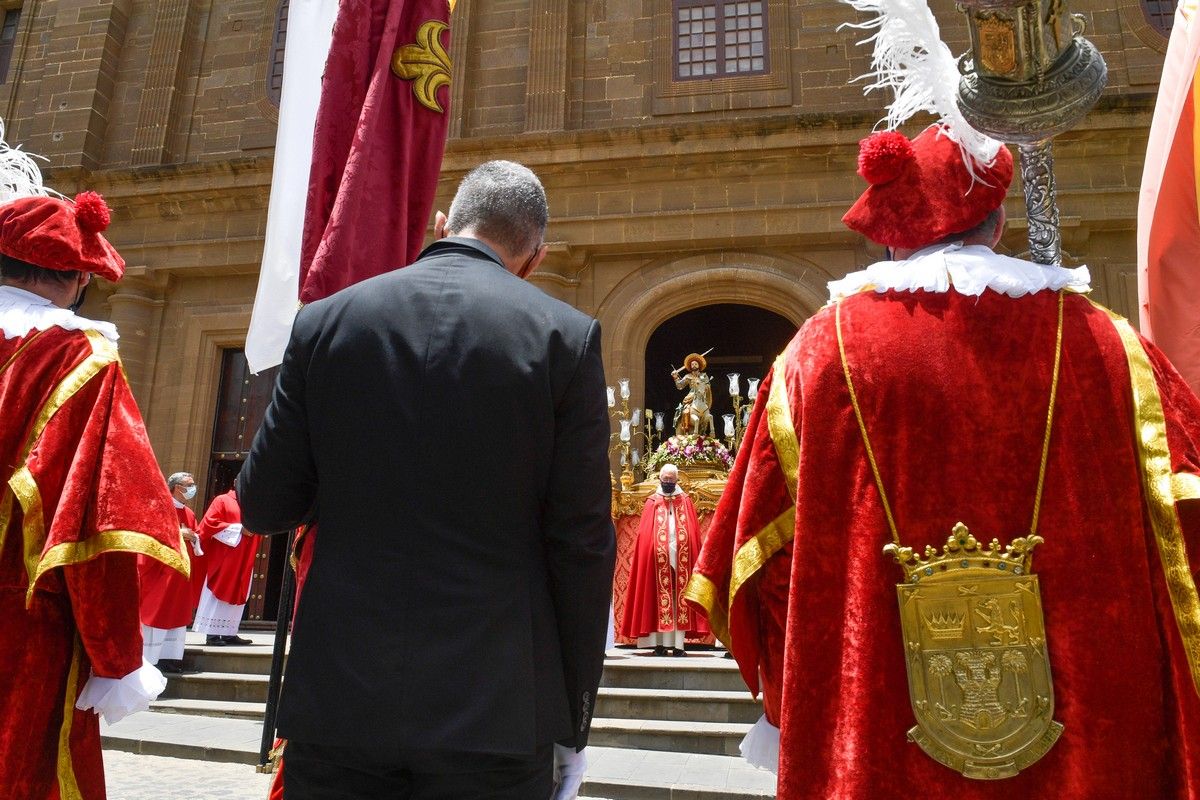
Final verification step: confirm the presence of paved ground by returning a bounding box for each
[104,750,274,799]
[102,750,621,800]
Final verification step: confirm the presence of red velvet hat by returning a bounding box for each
[842,125,1014,250]
[0,191,124,281]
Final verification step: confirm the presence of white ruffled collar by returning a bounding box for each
[827,243,1091,302]
[0,284,119,341]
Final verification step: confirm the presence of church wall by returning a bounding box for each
[0,0,1169,479]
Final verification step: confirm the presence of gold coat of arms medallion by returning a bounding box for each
[978,16,1019,76]
[887,523,1063,779]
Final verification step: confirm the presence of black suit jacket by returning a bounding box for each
[238,238,616,756]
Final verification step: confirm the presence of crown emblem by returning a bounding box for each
[922,609,967,640]
[884,522,1042,585]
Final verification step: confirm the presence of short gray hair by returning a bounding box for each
[659,464,679,478]
[167,472,193,491]
[446,161,548,258]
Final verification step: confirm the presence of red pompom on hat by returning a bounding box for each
[0,191,125,281]
[842,125,1014,250]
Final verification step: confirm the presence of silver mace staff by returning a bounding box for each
[954,0,1107,267]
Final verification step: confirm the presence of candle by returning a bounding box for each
[723,414,736,437]
[727,373,741,397]
[631,408,642,427]
[655,412,664,432]
[632,449,640,466]
[748,378,760,396]
[606,386,615,408]
[620,419,631,442]
[620,452,627,466]
[619,378,630,400]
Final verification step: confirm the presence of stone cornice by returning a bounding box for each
[443,93,1156,171]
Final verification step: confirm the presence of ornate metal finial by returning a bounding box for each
[954,0,1107,266]
[884,522,1043,585]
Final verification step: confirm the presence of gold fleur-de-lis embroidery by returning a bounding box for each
[391,20,452,114]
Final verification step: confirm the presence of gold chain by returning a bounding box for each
[836,290,1065,546]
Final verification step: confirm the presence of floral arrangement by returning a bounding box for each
[644,434,733,474]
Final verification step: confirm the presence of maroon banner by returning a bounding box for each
[298,0,452,303]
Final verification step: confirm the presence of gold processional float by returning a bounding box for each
[606,351,755,646]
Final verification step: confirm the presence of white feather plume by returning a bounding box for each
[0,118,59,205]
[840,0,1003,179]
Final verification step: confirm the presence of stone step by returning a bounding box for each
[165,656,750,703]
[588,718,752,758]
[102,713,775,799]
[600,654,748,693]
[153,687,763,725]
[161,672,268,704]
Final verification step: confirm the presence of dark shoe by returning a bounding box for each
[158,659,185,674]
[223,635,253,646]
[652,645,668,657]
[671,648,688,658]
[205,635,225,647]
[723,651,735,659]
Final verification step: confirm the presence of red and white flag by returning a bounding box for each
[1138,0,1200,394]
[247,0,454,373]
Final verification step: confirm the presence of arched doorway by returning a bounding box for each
[644,304,796,433]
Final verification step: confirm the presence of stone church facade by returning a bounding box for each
[0,0,1170,612]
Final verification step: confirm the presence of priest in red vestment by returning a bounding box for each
[0,187,189,800]
[687,122,1200,799]
[139,471,202,673]
[193,488,257,645]
[621,464,708,656]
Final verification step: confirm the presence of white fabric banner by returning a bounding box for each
[245,0,340,375]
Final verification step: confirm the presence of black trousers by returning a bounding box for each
[282,741,555,800]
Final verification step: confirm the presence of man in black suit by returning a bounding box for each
[238,161,616,799]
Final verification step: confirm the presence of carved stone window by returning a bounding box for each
[267,0,289,106]
[674,0,768,81]
[0,7,21,85]
[654,0,791,115]
[1141,0,1173,37]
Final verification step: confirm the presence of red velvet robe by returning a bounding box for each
[621,490,709,639]
[0,326,188,800]
[689,288,1200,799]
[197,490,257,605]
[138,504,197,630]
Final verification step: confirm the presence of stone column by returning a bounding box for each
[525,0,569,132]
[106,276,166,413]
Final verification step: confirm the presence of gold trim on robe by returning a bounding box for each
[30,530,190,605]
[1102,305,1200,696]
[56,637,83,800]
[729,352,800,610]
[1173,472,1200,502]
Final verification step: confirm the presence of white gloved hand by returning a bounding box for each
[551,743,587,800]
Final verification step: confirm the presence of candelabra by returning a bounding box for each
[607,378,653,489]
[723,373,760,455]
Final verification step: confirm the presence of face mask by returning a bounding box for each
[661,481,676,494]
[182,485,197,500]
[68,282,89,314]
